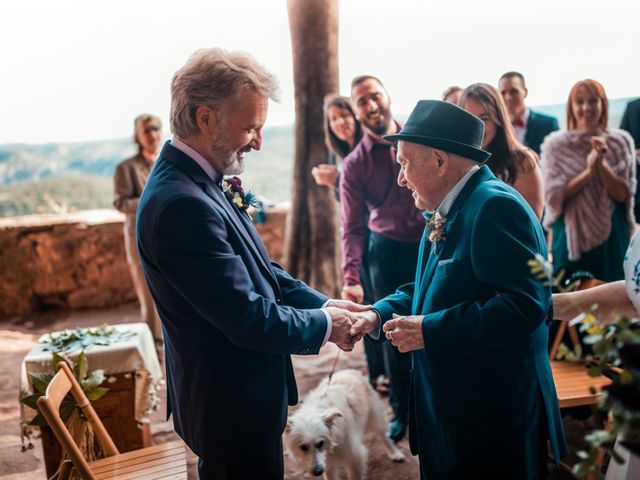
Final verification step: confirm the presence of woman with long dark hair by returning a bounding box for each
[460,83,544,219]
[311,94,363,191]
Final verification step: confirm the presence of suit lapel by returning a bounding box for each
[162,143,279,288]
[203,182,278,284]
[415,166,494,307]
[412,227,430,314]
[415,221,450,307]
[525,110,536,145]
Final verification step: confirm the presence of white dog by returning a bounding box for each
[284,369,405,479]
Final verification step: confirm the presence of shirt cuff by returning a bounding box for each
[321,309,332,345]
[367,309,382,340]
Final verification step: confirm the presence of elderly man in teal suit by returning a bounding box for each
[351,100,567,479]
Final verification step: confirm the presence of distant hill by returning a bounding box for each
[0,98,637,217]
[0,125,295,217]
[0,175,114,217]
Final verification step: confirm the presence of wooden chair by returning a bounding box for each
[550,277,612,409]
[37,362,187,480]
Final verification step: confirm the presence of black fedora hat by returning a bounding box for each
[383,100,491,163]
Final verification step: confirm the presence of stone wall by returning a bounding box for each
[0,205,289,319]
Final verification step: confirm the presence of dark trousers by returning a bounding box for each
[367,232,420,421]
[197,439,284,480]
[361,229,386,382]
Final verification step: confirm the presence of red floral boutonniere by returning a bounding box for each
[221,176,258,218]
[427,211,447,252]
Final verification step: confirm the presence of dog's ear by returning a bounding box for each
[322,408,342,429]
[285,418,293,434]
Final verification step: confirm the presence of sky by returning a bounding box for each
[2,0,639,144]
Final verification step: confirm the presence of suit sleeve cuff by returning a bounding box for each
[321,309,332,345]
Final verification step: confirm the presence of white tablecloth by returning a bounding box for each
[20,323,163,442]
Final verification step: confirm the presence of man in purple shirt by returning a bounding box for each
[340,75,425,441]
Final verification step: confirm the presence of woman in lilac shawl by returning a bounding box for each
[542,79,636,282]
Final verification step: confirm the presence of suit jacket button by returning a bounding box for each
[276,298,282,304]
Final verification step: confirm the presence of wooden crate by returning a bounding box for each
[39,371,152,478]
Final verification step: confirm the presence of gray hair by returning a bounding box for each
[170,48,280,138]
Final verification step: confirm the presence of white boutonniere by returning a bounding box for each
[427,211,447,252]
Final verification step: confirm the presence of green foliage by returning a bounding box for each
[20,351,109,426]
[529,255,640,477]
[41,324,136,353]
[0,175,114,217]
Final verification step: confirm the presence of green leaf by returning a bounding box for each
[28,372,54,394]
[28,411,48,426]
[588,365,603,377]
[74,351,88,380]
[59,398,76,423]
[618,370,634,384]
[51,352,66,372]
[86,387,109,402]
[583,334,602,345]
[20,393,41,410]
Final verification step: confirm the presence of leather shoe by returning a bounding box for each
[387,418,407,442]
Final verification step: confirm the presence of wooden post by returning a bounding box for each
[285,0,341,297]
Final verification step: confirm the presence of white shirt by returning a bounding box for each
[431,164,480,218]
[512,108,530,144]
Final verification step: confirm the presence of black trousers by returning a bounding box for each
[361,229,386,382]
[197,439,284,480]
[367,232,420,421]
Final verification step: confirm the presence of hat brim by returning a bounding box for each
[383,133,491,163]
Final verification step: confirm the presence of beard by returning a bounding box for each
[208,132,246,175]
[362,104,392,136]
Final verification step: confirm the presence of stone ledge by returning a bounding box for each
[0,205,289,318]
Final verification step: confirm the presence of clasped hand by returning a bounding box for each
[325,302,425,353]
[325,299,379,352]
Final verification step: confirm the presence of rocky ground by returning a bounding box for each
[0,302,597,479]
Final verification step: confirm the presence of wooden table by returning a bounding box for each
[20,323,163,478]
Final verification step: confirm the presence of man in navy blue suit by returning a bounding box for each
[136,48,367,480]
[499,71,559,154]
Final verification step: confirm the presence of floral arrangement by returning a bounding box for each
[529,254,640,479]
[222,176,259,218]
[427,211,447,252]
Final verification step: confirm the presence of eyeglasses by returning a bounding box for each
[143,125,161,134]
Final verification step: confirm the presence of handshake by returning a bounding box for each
[324,299,380,352]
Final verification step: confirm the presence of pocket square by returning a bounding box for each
[437,258,458,267]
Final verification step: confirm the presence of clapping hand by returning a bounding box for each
[311,164,340,188]
[383,313,426,353]
[587,136,608,171]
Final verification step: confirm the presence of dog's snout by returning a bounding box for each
[312,466,324,476]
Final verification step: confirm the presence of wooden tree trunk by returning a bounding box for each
[285,0,340,296]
